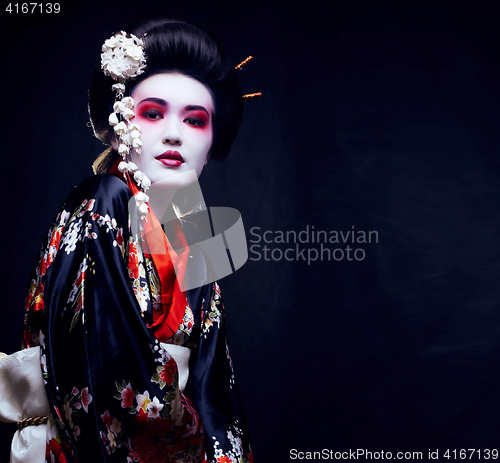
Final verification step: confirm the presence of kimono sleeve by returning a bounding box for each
[185,282,254,463]
[34,175,139,460]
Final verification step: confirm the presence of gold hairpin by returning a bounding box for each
[235,56,253,70]
[242,92,262,99]
[235,56,262,99]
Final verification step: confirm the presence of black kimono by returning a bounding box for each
[23,172,253,463]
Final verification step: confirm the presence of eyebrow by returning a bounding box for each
[137,98,210,115]
[138,97,167,106]
[185,105,209,115]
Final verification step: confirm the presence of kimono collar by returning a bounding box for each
[109,159,189,342]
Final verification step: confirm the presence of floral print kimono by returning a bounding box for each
[22,169,253,463]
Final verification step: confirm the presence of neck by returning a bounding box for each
[146,169,201,222]
[147,185,177,224]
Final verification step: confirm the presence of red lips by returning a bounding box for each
[155,151,184,167]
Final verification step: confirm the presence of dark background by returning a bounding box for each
[2,0,500,461]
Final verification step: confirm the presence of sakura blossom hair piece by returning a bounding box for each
[101,31,151,218]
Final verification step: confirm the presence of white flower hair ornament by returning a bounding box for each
[101,32,146,84]
[101,31,151,218]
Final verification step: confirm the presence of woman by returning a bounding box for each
[20,15,254,463]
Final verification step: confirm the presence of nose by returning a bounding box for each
[162,116,182,146]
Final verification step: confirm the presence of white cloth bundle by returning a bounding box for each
[0,347,49,463]
[0,344,189,462]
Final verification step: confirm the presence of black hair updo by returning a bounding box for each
[89,15,243,173]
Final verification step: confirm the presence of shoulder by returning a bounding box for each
[62,174,133,219]
[66,174,132,205]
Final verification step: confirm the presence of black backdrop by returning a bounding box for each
[2,0,500,461]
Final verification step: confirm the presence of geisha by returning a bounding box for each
[1,14,255,463]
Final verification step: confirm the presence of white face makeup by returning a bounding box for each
[129,72,214,187]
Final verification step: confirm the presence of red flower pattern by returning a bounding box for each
[160,357,178,386]
[135,407,149,426]
[81,387,93,412]
[46,438,73,463]
[132,416,203,463]
[133,418,173,463]
[120,383,135,408]
[115,227,124,247]
[101,410,114,428]
[128,241,140,279]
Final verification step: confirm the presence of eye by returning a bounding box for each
[142,110,163,121]
[184,117,205,127]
